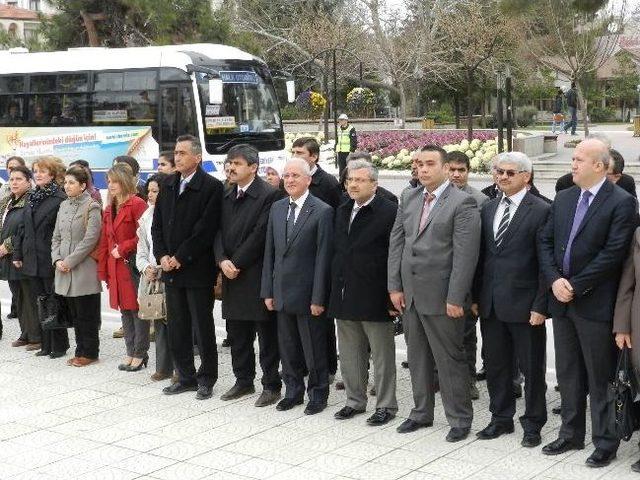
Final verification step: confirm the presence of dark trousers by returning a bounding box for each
[482,315,547,433]
[227,316,281,392]
[9,280,18,317]
[554,311,619,452]
[165,285,218,387]
[67,294,100,359]
[30,277,68,354]
[154,319,174,375]
[463,312,477,380]
[122,310,149,358]
[14,280,38,343]
[277,311,329,403]
[337,152,350,175]
[327,319,338,375]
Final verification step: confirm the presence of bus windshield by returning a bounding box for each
[195,65,282,154]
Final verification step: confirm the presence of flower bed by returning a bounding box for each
[359,130,503,172]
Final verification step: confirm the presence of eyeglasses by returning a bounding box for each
[495,168,526,178]
[346,177,374,184]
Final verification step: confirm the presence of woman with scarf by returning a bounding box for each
[13,156,67,358]
[2,166,33,344]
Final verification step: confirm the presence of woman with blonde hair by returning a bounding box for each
[13,156,67,358]
[51,166,102,367]
[97,162,148,371]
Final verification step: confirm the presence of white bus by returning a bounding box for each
[0,43,288,186]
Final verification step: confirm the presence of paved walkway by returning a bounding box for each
[2,315,640,480]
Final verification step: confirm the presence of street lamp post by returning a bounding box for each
[496,71,504,154]
[505,66,513,152]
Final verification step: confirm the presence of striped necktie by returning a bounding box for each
[494,197,512,246]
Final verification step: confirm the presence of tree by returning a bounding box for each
[515,0,626,135]
[41,0,230,49]
[439,0,519,140]
[608,50,640,121]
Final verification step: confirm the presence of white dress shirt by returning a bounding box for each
[289,189,310,223]
[492,187,527,237]
[423,180,450,204]
[581,176,606,206]
[179,170,197,193]
[236,177,255,197]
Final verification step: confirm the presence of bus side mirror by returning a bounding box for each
[286,80,296,103]
[208,79,223,104]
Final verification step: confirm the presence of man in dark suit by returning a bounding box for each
[556,148,637,198]
[291,136,341,381]
[261,158,333,415]
[388,145,481,442]
[214,144,283,407]
[474,152,550,448]
[329,159,398,426]
[152,134,223,400]
[539,137,637,467]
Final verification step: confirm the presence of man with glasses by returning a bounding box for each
[474,152,550,448]
[329,160,399,426]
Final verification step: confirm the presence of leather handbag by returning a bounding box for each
[138,279,166,321]
[37,293,72,330]
[609,346,639,441]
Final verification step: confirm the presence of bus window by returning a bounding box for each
[94,72,123,91]
[58,73,88,92]
[91,90,157,125]
[31,75,57,93]
[0,76,24,94]
[0,97,23,124]
[50,94,88,126]
[124,71,156,91]
[28,99,50,125]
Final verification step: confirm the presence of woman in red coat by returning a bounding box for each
[98,163,148,371]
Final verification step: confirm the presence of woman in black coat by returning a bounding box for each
[14,157,68,358]
[1,166,32,345]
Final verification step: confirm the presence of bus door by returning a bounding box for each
[159,83,196,151]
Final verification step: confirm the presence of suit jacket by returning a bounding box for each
[539,180,637,322]
[328,195,397,322]
[481,183,501,199]
[152,167,223,288]
[14,189,67,278]
[475,191,550,322]
[557,171,637,198]
[388,183,481,315]
[214,177,283,321]
[613,228,640,377]
[310,165,341,209]
[461,184,488,209]
[260,193,333,314]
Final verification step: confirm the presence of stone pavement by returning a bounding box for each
[1,316,640,480]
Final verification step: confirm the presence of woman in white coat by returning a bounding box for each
[136,173,173,381]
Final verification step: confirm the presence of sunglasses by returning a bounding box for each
[495,168,526,177]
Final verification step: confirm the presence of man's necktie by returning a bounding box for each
[237,189,245,200]
[286,202,297,242]
[562,190,592,275]
[418,192,436,233]
[349,205,360,232]
[179,179,188,195]
[494,197,512,246]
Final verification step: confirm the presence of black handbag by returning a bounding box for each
[37,293,72,330]
[609,346,639,441]
[125,253,140,290]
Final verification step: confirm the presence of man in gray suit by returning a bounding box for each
[388,144,481,442]
[446,150,488,400]
[261,157,334,415]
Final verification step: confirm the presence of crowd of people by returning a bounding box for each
[3,132,640,473]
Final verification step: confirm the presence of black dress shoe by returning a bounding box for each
[552,406,562,415]
[276,397,303,411]
[49,351,65,359]
[334,406,365,420]
[521,432,542,448]
[446,427,470,443]
[476,422,514,440]
[220,383,255,401]
[585,448,616,468]
[34,350,50,357]
[367,408,395,426]
[542,438,584,456]
[196,385,213,400]
[304,401,326,415]
[163,382,198,395]
[396,419,432,433]
[254,390,281,407]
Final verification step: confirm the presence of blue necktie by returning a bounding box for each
[179,179,188,194]
[286,202,297,242]
[562,190,592,275]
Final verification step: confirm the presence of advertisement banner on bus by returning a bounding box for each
[0,126,158,170]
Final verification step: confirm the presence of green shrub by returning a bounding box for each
[280,104,299,120]
[589,105,616,123]
[516,106,538,128]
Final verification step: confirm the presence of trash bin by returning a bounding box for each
[634,115,640,137]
